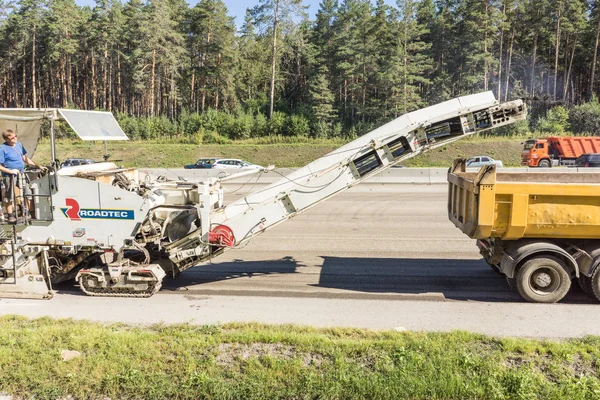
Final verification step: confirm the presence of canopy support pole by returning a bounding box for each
[50,118,56,168]
[103,140,109,161]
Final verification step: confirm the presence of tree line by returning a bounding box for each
[1,0,600,139]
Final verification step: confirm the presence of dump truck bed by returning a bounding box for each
[447,160,600,240]
[549,136,600,158]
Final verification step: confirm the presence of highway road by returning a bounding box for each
[2,183,600,338]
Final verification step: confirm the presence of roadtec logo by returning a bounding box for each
[61,198,134,221]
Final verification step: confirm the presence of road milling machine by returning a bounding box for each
[0,92,526,299]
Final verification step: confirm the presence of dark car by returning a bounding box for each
[60,158,95,168]
[574,153,600,168]
[184,158,218,169]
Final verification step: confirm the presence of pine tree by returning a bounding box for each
[236,8,270,113]
[452,0,501,95]
[187,0,237,113]
[313,0,337,61]
[10,0,45,107]
[140,0,186,116]
[331,0,373,127]
[590,1,600,100]
[252,0,306,119]
[121,0,146,115]
[519,0,552,98]
[426,0,454,101]
[309,65,336,137]
[383,0,431,115]
[559,0,586,102]
[366,0,393,122]
[415,0,436,101]
[43,0,82,107]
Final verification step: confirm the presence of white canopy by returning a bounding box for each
[0,108,128,158]
[58,109,128,141]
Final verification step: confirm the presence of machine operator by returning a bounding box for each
[0,130,44,223]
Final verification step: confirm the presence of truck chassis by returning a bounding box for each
[449,159,600,303]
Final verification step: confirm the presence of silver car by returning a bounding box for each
[465,156,503,168]
[211,159,263,170]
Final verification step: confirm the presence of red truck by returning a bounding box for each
[521,136,600,167]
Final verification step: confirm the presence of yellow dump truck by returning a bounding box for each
[447,158,600,303]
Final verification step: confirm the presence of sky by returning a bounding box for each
[73,0,398,28]
[224,0,322,25]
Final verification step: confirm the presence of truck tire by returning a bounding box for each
[578,275,594,297]
[591,267,600,302]
[578,245,600,299]
[515,256,571,303]
[537,159,551,168]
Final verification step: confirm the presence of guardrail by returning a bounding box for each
[139,167,596,185]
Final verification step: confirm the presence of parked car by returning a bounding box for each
[574,153,600,167]
[60,158,95,168]
[184,158,218,169]
[465,156,503,168]
[211,159,263,170]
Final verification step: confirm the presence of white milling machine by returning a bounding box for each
[0,92,526,299]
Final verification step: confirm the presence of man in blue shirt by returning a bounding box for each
[0,129,43,222]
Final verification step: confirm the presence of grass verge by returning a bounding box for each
[32,140,340,169]
[1,316,599,399]
[32,135,528,169]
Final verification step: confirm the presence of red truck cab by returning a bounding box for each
[521,139,550,167]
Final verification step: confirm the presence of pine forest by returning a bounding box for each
[1,0,600,140]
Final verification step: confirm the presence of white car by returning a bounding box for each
[465,156,503,168]
[211,159,263,170]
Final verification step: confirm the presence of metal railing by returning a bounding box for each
[0,170,54,284]
[3,171,54,224]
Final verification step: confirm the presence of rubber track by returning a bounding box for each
[79,276,161,298]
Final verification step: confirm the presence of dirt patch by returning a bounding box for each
[569,354,598,378]
[503,355,531,369]
[504,353,598,383]
[216,343,324,367]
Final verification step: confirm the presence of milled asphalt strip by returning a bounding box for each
[1,293,600,339]
[55,284,524,302]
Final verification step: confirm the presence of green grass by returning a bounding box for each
[1,316,600,399]
[402,139,525,167]
[32,135,530,169]
[33,139,341,169]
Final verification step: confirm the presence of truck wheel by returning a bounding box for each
[581,245,600,301]
[578,275,594,297]
[516,256,571,303]
[591,267,600,302]
[538,159,551,168]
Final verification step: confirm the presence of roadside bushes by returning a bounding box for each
[287,115,310,137]
[534,105,570,134]
[569,99,600,135]
[530,100,600,136]
[116,110,329,141]
[228,111,254,139]
[268,111,287,136]
[486,120,530,137]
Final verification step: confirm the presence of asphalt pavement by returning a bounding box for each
[1,184,599,338]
